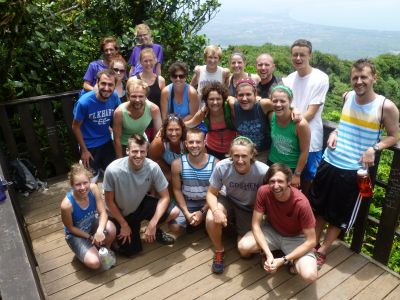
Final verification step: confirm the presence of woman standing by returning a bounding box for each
[185,82,237,160]
[109,56,127,101]
[228,52,260,96]
[160,62,199,121]
[61,164,116,269]
[128,24,163,76]
[133,48,166,141]
[267,85,310,188]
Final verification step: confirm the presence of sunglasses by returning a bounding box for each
[171,74,186,79]
[113,68,125,74]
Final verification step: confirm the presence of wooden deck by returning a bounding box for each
[18,177,400,300]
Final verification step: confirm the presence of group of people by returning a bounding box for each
[61,23,399,284]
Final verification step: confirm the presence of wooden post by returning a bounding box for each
[373,149,400,264]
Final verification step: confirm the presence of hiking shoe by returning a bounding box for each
[212,250,225,274]
[155,229,175,245]
[315,252,326,270]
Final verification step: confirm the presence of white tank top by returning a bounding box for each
[197,65,224,107]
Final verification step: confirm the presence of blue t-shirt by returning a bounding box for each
[73,91,121,148]
[83,60,107,87]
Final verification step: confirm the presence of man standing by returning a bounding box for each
[206,136,269,274]
[72,69,121,182]
[256,53,282,98]
[283,39,329,195]
[104,134,177,257]
[238,163,318,283]
[309,59,399,269]
[170,128,218,233]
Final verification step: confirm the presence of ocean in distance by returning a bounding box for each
[200,11,400,60]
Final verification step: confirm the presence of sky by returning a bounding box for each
[214,0,400,32]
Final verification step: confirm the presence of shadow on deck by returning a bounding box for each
[18,176,400,300]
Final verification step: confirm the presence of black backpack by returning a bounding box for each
[9,158,46,195]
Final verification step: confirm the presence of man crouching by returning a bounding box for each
[238,163,318,283]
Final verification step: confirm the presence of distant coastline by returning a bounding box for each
[200,14,400,60]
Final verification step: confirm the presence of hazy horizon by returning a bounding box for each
[200,0,400,59]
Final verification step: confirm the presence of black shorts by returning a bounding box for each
[87,140,116,174]
[309,160,362,232]
[112,195,175,257]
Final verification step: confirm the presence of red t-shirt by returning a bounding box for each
[254,185,315,236]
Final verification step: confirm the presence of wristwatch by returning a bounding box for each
[373,144,380,152]
[200,208,207,215]
[294,170,302,177]
[282,256,289,265]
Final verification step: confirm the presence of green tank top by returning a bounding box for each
[269,113,300,169]
[121,100,151,145]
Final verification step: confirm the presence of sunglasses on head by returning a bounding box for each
[171,74,186,79]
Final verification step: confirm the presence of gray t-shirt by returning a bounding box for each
[103,157,168,216]
[209,158,269,210]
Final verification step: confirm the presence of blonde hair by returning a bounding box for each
[229,136,257,163]
[126,78,150,97]
[109,55,127,69]
[203,45,222,61]
[68,163,92,186]
[135,23,153,44]
[139,48,158,64]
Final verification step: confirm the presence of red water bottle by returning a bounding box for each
[357,169,373,197]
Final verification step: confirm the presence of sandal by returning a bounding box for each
[315,252,326,270]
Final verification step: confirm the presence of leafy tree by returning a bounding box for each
[0,0,220,101]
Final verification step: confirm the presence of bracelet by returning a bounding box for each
[212,208,220,214]
[294,170,302,176]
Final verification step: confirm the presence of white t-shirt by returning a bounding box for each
[284,68,329,152]
[197,65,224,107]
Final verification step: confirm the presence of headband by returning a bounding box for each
[233,135,254,144]
[236,78,256,90]
[271,85,293,99]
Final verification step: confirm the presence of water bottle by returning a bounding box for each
[357,168,373,197]
[98,247,116,270]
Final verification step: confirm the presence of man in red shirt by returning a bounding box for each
[238,163,318,282]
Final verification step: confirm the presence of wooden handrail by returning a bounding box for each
[0,91,398,267]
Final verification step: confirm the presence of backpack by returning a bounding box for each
[9,158,46,196]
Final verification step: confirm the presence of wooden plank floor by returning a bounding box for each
[18,177,400,299]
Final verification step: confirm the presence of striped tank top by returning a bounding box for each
[181,154,216,201]
[324,91,384,170]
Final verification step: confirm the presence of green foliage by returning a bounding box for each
[0,0,220,101]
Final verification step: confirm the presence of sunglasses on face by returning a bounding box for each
[113,68,125,74]
[171,74,186,79]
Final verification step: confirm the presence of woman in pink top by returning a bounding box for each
[185,81,237,160]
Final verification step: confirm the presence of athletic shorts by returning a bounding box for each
[65,219,107,262]
[309,160,361,232]
[171,199,206,228]
[218,195,253,236]
[87,140,116,176]
[112,195,175,257]
[261,222,315,259]
[302,150,322,180]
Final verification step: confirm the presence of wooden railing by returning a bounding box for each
[0,92,399,267]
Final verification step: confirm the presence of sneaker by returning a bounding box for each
[155,229,175,245]
[315,252,326,270]
[212,250,225,274]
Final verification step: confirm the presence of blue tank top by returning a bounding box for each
[167,83,190,119]
[181,154,215,201]
[233,101,269,151]
[162,142,184,165]
[64,190,97,234]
